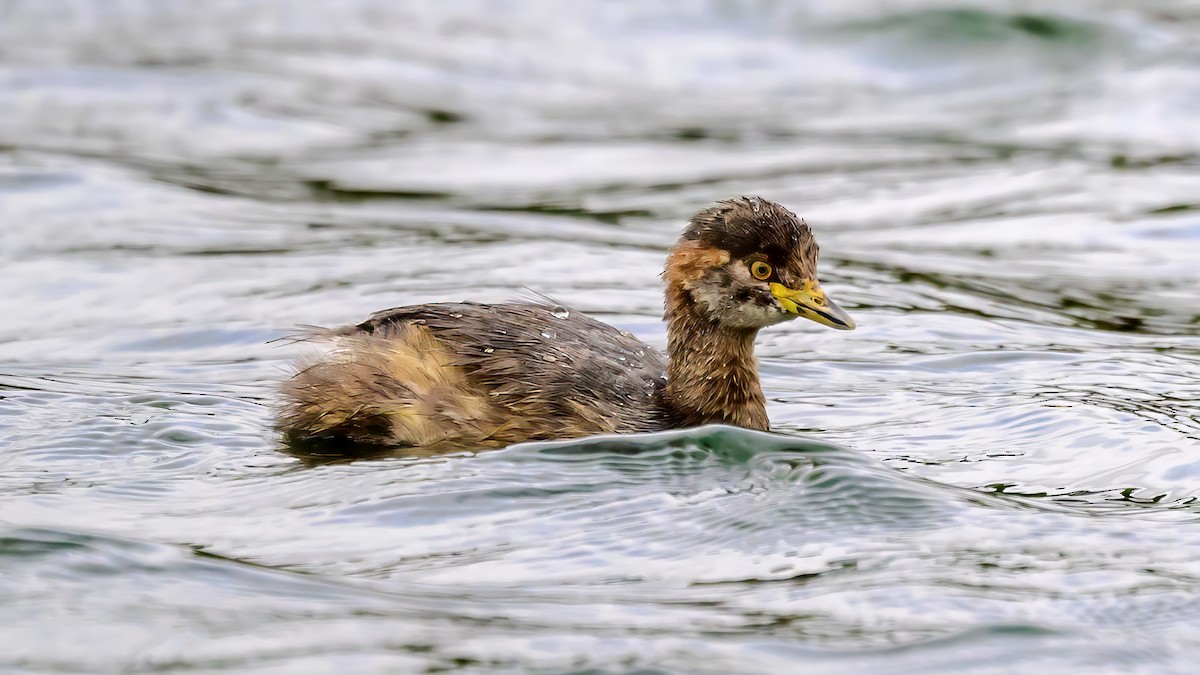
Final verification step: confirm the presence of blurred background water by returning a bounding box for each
[2,0,1200,672]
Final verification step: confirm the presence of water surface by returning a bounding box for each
[2,1,1200,672]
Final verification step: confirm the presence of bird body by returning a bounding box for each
[280,302,671,451]
[278,197,854,452]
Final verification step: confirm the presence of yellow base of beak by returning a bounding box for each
[770,281,855,330]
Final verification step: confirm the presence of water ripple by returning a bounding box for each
[3,0,1200,672]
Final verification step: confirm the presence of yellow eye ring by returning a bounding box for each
[750,261,773,280]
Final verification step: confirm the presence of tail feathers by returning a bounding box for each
[278,354,409,446]
[277,328,495,450]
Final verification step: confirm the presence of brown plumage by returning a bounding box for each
[277,196,855,453]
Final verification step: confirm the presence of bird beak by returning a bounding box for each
[769,280,856,330]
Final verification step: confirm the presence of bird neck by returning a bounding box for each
[663,284,769,430]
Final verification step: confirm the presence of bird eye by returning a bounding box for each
[750,261,772,280]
